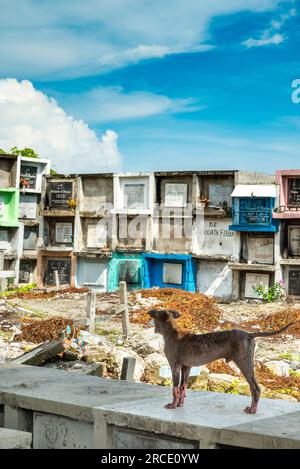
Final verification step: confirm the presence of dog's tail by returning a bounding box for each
[249,321,298,338]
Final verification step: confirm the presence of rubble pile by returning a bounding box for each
[207,359,239,376]
[129,288,222,332]
[1,289,300,404]
[14,317,78,343]
[242,308,300,338]
[256,363,300,401]
[3,287,89,300]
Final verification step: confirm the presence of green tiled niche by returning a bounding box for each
[0,188,19,227]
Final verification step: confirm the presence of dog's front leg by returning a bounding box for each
[164,367,181,409]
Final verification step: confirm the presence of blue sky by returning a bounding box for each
[0,0,300,173]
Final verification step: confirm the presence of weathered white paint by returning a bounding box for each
[197,219,238,258]
[55,222,72,244]
[87,221,107,248]
[208,183,233,208]
[198,261,233,299]
[19,194,37,219]
[0,229,9,251]
[113,173,155,213]
[231,185,277,198]
[247,236,274,264]
[288,226,300,256]
[0,271,15,278]
[76,258,108,291]
[164,183,188,207]
[19,157,50,193]
[162,262,182,285]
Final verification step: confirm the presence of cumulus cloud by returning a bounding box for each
[242,7,296,48]
[60,86,202,123]
[0,79,121,173]
[0,0,280,79]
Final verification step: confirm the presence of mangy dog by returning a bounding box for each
[148,309,297,414]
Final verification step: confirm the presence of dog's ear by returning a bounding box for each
[148,309,160,319]
[148,309,170,321]
[169,310,181,320]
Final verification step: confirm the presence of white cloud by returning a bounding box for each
[242,6,296,48]
[243,33,285,47]
[60,86,202,123]
[0,79,121,173]
[0,0,280,79]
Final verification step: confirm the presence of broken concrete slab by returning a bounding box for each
[12,340,65,366]
[0,428,32,449]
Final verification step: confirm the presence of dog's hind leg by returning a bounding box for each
[164,366,181,409]
[233,340,261,414]
[178,366,191,407]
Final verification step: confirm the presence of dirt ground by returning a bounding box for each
[5,292,300,361]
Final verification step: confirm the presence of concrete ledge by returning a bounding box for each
[0,364,300,449]
[0,428,32,449]
[93,392,300,449]
[229,263,276,272]
[280,259,300,265]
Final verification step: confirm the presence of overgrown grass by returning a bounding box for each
[0,284,37,298]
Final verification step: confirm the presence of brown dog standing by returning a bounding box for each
[148,309,296,414]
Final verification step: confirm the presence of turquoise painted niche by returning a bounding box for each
[108,252,144,292]
[0,188,19,227]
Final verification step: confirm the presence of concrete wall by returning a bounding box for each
[80,217,112,251]
[80,176,113,213]
[113,174,155,213]
[0,157,17,188]
[19,259,36,284]
[153,216,193,252]
[37,250,76,287]
[241,233,274,264]
[197,260,233,299]
[156,175,193,206]
[117,215,149,250]
[200,175,234,211]
[43,217,74,247]
[235,171,275,185]
[19,158,49,193]
[19,194,38,220]
[0,227,19,254]
[76,257,108,291]
[196,218,239,258]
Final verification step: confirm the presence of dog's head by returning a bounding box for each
[147,309,180,334]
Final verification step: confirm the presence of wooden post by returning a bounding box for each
[54,270,60,288]
[86,290,97,334]
[0,251,6,293]
[121,357,136,381]
[119,281,130,338]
